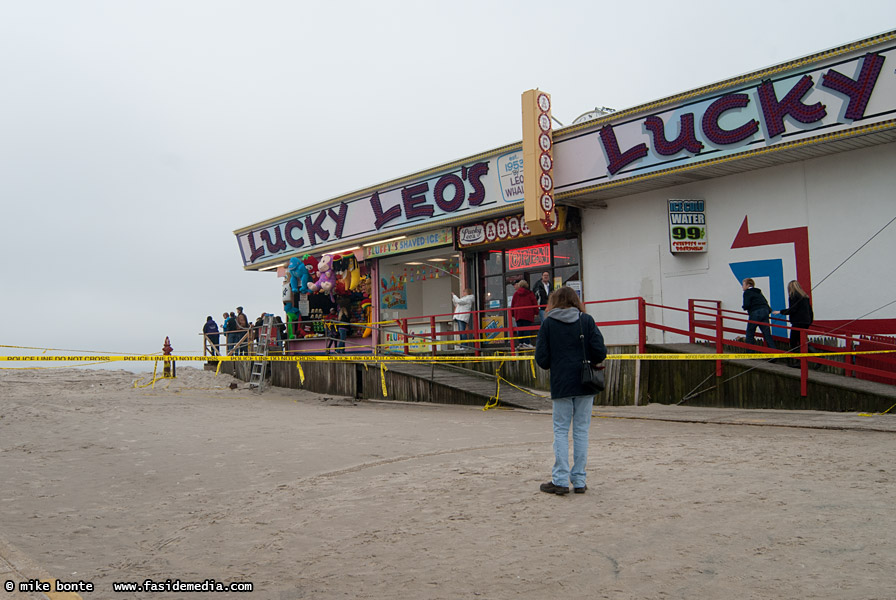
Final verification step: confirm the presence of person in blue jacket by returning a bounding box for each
[535,286,607,495]
[203,316,220,356]
[223,311,237,356]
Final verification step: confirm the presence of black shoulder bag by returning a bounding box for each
[579,313,605,393]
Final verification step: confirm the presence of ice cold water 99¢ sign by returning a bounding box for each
[668,199,707,253]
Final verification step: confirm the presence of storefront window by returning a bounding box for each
[474,236,581,315]
[482,250,504,276]
[552,238,579,267]
[379,249,460,320]
[555,265,580,287]
[483,276,505,311]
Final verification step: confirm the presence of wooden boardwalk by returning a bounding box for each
[219,343,895,412]
[382,359,552,411]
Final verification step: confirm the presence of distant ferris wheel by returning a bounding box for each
[572,106,616,125]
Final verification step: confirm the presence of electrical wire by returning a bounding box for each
[812,215,896,292]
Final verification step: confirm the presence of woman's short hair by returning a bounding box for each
[546,286,584,312]
[743,278,755,287]
[517,279,529,289]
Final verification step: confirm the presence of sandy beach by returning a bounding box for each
[1,367,894,600]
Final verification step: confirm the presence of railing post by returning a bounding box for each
[508,303,516,353]
[715,308,723,377]
[688,299,696,344]
[401,318,410,355]
[430,315,437,356]
[845,334,855,378]
[637,297,647,355]
[800,328,808,397]
[473,311,481,355]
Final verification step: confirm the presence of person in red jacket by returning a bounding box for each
[511,279,539,349]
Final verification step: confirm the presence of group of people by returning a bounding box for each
[203,306,286,356]
[202,307,250,356]
[741,278,814,365]
[451,271,555,351]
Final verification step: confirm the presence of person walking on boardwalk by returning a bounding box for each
[534,286,607,495]
[772,280,814,366]
[741,278,777,351]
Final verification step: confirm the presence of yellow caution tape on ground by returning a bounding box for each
[858,402,896,417]
[483,378,500,411]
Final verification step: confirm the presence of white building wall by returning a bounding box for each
[580,142,896,345]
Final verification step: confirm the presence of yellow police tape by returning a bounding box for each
[483,351,543,411]
[2,349,894,363]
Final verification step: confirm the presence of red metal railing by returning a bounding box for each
[684,301,896,394]
[201,297,896,396]
[386,297,896,397]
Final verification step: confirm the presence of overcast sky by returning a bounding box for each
[1,1,893,369]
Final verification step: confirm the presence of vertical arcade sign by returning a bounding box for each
[522,89,558,235]
[668,199,707,253]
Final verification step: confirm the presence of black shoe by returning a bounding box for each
[573,485,587,494]
[540,482,569,495]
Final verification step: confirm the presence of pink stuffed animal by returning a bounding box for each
[308,254,336,295]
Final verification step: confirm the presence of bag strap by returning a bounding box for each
[578,313,589,367]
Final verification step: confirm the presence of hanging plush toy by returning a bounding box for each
[288,257,311,294]
[344,254,361,290]
[360,298,372,337]
[331,253,349,296]
[308,254,336,297]
[302,254,319,283]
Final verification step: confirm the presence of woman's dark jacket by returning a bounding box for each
[779,293,814,328]
[535,308,607,399]
[742,287,771,316]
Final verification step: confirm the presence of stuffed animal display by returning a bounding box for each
[287,257,311,294]
[308,253,336,295]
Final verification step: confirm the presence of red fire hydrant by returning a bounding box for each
[162,336,176,378]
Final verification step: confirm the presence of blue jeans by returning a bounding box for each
[454,319,470,345]
[551,395,594,488]
[336,327,349,353]
[746,308,776,350]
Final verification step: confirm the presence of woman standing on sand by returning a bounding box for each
[534,286,607,496]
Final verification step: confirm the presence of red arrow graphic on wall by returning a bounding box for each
[731,216,812,295]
